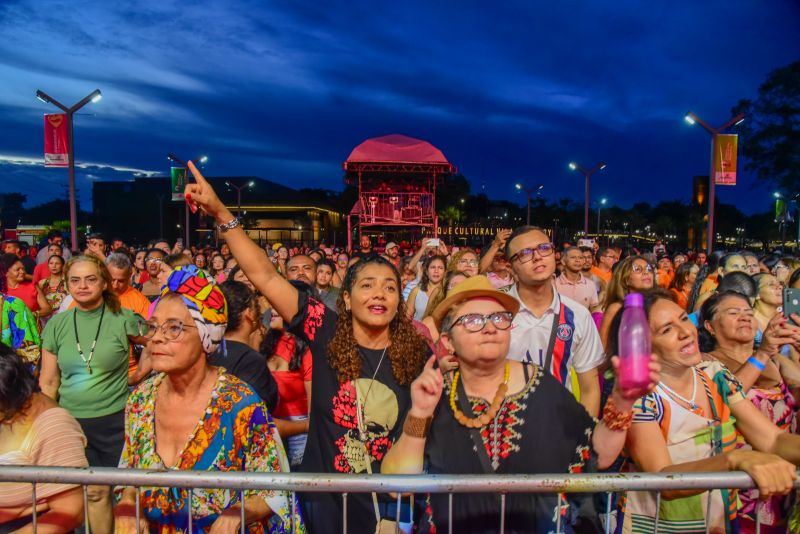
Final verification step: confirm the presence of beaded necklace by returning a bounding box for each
[449,362,510,428]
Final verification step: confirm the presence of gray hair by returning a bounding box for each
[106,252,132,272]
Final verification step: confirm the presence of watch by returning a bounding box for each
[216,216,242,233]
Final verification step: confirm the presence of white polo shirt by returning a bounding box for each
[507,282,605,389]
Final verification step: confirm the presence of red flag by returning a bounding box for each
[44,113,69,167]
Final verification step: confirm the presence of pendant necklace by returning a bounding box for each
[657,367,699,411]
[73,303,106,375]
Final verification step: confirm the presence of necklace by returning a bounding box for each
[449,362,510,428]
[356,346,388,442]
[657,367,699,411]
[73,303,106,375]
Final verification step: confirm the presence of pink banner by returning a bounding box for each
[44,113,69,167]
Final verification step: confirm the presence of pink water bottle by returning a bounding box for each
[617,292,652,392]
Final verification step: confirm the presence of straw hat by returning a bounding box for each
[431,275,520,329]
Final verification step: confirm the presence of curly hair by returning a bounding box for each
[0,343,39,425]
[327,255,428,385]
[65,255,121,313]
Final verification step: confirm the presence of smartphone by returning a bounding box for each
[428,238,440,247]
[783,288,800,326]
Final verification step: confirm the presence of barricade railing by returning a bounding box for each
[1,466,796,533]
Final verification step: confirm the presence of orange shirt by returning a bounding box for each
[657,269,674,289]
[590,265,612,284]
[118,286,149,378]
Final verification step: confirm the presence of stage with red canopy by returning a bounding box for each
[343,134,456,250]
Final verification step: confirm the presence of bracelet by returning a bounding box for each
[747,356,766,371]
[403,413,433,438]
[216,216,242,233]
[601,396,633,431]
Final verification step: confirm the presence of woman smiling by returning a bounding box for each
[184,162,429,533]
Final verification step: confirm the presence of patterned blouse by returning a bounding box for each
[118,369,305,533]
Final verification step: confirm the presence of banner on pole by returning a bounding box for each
[171,167,187,201]
[713,134,738,186]
[44,114,69,167]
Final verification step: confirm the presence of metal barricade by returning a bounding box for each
[1,466,794,533]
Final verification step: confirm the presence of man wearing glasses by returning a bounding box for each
[503,226,604,417]
[591,247,618,285]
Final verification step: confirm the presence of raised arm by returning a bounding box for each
[479,229,511,274]
[185,161,299,321]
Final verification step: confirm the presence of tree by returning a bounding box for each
[439,206,464,226]
[733,61,800,193]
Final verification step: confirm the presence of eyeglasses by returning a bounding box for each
[139,319,196,341]
[457,259,479,267]
[509,243,554,263]
[631,264,654,275]
[145,258,163,264]
[451,311,514,332]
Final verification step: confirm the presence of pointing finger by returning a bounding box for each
[424,354,437,370]
[187,160,209,185]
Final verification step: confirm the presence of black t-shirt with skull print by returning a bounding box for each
[287,285,421,534]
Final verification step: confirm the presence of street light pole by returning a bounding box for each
[35,88,102,251]
[684,110,745,254]
[596,198,607,234]
[515,183,543,226]
[569,161,606,234]
[225,180,255,215]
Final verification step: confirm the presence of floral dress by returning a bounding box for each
[0,293,41,365]
[738,379,797,530]
[38,277,67,327]
[118,369,305,533]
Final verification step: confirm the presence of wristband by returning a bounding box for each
[403,413,433,438]
[747,357,766,371]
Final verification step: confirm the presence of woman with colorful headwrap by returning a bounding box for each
[38,255,147,534]
[114,266,304,534]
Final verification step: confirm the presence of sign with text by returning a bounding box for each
[170,167,187,201]
[713,134,738,186]
[44,114,69,167]
[427,226,552,238]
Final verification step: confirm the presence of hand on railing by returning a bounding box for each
[728,449,797,499]
[114,501,148,534]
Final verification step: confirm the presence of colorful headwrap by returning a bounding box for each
[161,265,228,354]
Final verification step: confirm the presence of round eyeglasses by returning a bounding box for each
[139,319,196,341]
[451,311,514,333]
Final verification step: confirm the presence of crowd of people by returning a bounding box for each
[1,173,800,533]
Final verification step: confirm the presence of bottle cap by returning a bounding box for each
[624,292,644,307]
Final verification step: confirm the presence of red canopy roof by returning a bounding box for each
[345,134,451,164]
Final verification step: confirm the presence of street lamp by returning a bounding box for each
[684,110,745,254]
[167,153,207,247]
[596,197,607,234]
[35,88,102,250]
[515,183,543,225]
[568,161,606,234]
[226,180,255,215]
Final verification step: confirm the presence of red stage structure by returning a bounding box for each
[343,134,456,251]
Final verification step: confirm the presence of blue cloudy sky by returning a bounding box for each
[0,0,798,213]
